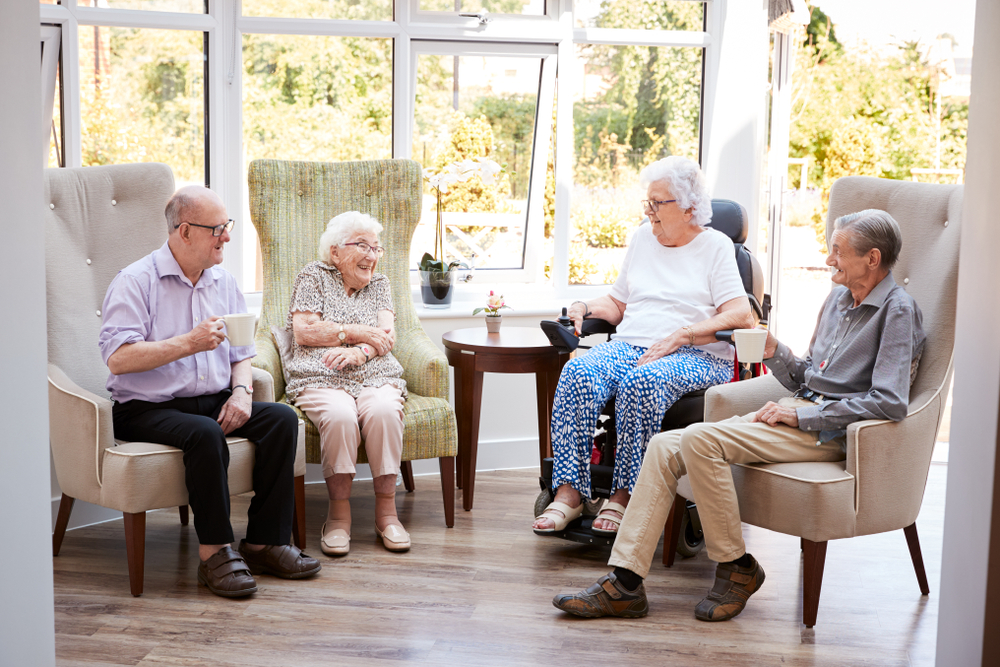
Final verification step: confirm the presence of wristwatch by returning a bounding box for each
[232,384,253,395]
[338,323,347,343]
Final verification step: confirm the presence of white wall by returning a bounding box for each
[0,3,57,666]
[936,0,1000,663]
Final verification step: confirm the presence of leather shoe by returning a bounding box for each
[238,541,322,580]
[694,554,765,621]
[197,546,257,598]
[320,521,351,556]
[552,572,648,618]
[375,522,410,552]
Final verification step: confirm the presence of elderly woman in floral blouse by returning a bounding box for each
[284,211,409,555]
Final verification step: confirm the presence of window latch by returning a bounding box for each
[459,11,492,25]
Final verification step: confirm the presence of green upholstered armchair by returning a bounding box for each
[248,158,457,527]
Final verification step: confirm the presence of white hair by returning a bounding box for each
[639,156,712,227]
[318,211,384,264]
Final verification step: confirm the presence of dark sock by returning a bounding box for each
[726,553,753,568]
[612,567,643,591]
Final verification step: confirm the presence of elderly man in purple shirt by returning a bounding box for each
[99,185,320,598]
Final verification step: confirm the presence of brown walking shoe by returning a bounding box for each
[197,546,258,598]
[552,572,649,618]
[694,554,765,622]
[238,541,322,580]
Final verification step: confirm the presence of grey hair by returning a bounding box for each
[164,190,199,234]
[833,209,903,270]
[319,211,384,264]
[638,156,712,227]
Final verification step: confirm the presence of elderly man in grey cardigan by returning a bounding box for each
[552,208,926,623]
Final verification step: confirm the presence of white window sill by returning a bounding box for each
[244,282,611,322]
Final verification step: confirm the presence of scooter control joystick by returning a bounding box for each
[557,307,573,329]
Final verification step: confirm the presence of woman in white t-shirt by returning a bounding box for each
[533,156,754,536]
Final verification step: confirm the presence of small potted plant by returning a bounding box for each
[419,157,502,308]
[473,290,510,333]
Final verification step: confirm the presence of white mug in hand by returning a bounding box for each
[223,313,257,347]
[733,328,768,364]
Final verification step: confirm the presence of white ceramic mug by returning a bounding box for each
[733,328,768,364]
[223,313,257,347]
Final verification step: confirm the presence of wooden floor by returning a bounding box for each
[53,465,946,666]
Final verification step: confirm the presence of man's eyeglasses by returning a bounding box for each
[344,241,385,257]
[175,219,235,237]
[641,199,677,213]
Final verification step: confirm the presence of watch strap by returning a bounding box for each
[232,384,252,395]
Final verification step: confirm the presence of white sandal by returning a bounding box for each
[591,502,627,536]
[533,501,584,534]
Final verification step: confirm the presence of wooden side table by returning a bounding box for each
[442,327,570,511]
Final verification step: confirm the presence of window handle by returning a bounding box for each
[459,11,492,25]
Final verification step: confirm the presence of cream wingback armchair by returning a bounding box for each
[45,163,306,597]
[248,158,457,526]
[697,176,962,626]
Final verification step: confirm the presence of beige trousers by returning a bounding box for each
[296,385,405,479]
[609,397,845,577]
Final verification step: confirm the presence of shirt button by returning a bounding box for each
[199,375,205,380]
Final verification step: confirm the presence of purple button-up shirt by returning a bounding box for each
[99,241,255,404]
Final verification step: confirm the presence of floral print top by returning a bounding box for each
[283,260,407,402]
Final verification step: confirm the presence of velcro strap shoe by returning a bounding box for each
[197,546,258,598]
[238,541,322,580]
[552,572,648,618]
[694,554,765,622]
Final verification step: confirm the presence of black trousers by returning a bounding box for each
[113,391,298,546]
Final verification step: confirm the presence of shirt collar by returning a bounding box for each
[153,241,221,288]
[836,272,896,311]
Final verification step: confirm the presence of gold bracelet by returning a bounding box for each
[683,326,695,346]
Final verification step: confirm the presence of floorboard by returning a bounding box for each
[53,464,946,666]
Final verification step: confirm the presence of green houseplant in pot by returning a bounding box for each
[419,157,502,308]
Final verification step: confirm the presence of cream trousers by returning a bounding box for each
[296,385,405,479]
[609,397,845,577]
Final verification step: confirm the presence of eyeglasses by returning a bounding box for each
[344,241,385,257]
[175,219,235,237]
[641,199,677,213]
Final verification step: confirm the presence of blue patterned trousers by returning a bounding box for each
[550,339,733,497]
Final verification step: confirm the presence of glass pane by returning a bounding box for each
[242,0,392,21]
[243,34,393,289]
[48,62,62,168]
[570,43,702,285]
[79,26,206,185]
[413,53,541,272]
[575,0,703,31]
[419,0,545,16]
[81,0,206,12]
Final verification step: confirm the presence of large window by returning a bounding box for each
[412,48,547,273]
[78,26,207,185]
[569,42,703,285]
[41,0,709,297]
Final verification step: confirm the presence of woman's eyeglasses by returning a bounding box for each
[175,219,235,237]
[344,241,385,257]
[641,199,677,213]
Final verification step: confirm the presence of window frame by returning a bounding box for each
[41,0,719,305]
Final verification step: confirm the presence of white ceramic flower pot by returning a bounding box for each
[485,315,502,333]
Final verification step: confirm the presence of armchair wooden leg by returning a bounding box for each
[903,522,931,595]
[123,511,146,597]
[52,493,75,557]
[802,539,828,627]
[661,494,686,568]
[439,456,455,528]
[401,461,416,493]
[178,505,189,526]
[292,474,306,549]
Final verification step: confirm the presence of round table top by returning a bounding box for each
[442,326,561,354]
